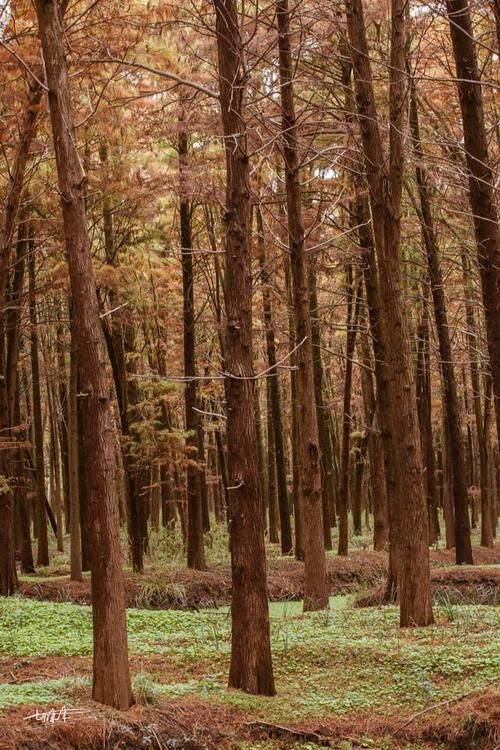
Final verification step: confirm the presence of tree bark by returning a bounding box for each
[446,0,500,448]
[345,0,433,625]
[35,0,133,708]
[213,0,275,696]
[256,205,292,553]
[0,83,42,595]
[308,265,334,550]
[28,229,50,566]
[337,268,362,556]
[276,0,328,610]
[179,123,205,570]
[409,83,472,563]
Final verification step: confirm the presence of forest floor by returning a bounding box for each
[17,543,500,610]
[0,539,499,750]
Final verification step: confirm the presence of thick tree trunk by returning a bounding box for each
[446,0,500,448]
[35,0,133,709]
[345,0,433,625]
[214,0,275,696]
[276,0,328,611]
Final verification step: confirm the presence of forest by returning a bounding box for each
[0,0,499,747]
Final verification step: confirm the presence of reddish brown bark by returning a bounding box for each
[446,0,500,450]
[345,0,433,625]
[213,0,275,696]
[35,0,133,708]
[276,0,328,611]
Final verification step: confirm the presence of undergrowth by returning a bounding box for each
[0,596,498,721]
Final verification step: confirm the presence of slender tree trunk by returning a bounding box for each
[409,84,472,563]
[68,328,82,582]
[338,269,362,556]
[256,206,292,553]
[151,462,160,533]
[35,0,133,708]
[283,253,304,560]
[414,313,434,540]
[29,231,50,566]
[99,144,145,574]
[308,265,334,550]
[0,84,43,595]
[461,252,493,547]
[276,0,328,611]
[214,0,275,695]
[442,415,456,549]
[178,124,205,569]
[415,307,440,546]
[358,326,389,550]
[266,385,280,544]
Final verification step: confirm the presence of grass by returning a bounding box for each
[0,596,498,720]
[23,510,495,579]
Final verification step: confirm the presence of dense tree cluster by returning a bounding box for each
[0,0,498,706]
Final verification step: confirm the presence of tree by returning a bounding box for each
[446,0,500,448]
[408,81,473,564]
[213,0,275,695]
[35,0,133,709]
[344,0,433,625]
[276,0,328,611]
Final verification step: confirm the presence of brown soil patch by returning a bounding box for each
[1,687,498,749]
[356,564,500,608]
[19,545,499,610]
[0,656,90,685]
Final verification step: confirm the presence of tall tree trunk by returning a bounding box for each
[358,326,389,550]
[29,231,50,567]
[308,265,334,550]
[409,83,472,563]
[283,253,304,559]
[446,0,500,448]
[69,328,82,582]
[0,83,42,596]
[179,122,205,570]
[415,306,440,546]
[337,268,362,556]
[415,309,438,543]
[276,0,328,611]
[213,0,275,696]
[266,382,280,544]
[461,252,493,548]
[99,144,145,574]
[345,0,433,626]
[256,205,292,553]
[35,0,133,708]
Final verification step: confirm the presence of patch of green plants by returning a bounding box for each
[0,677,88,708]
[0,597,498,727]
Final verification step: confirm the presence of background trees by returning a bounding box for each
[0,0,498,703]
